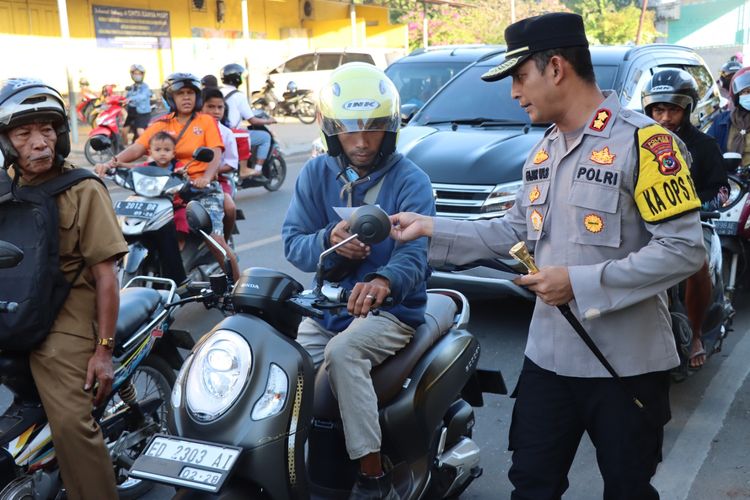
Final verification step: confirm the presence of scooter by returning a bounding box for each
[668,211,734,380]
[233,121,287,193]
[252,79,316,124]
[75,79,99,124]
[84,93,129,166]
[716,152,750,302]
[129,203,506,499]
[90,139,235,285]
[0,240,195,499]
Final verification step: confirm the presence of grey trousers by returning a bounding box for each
[297,312,415,459]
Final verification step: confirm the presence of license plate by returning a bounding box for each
[115,200,159,218]
[129,434,241,493]
[714,220,738,236]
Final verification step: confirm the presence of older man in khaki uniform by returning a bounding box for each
[390,13,705,500]
[0,79,127,499]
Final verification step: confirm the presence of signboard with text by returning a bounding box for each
[93,5,171,49]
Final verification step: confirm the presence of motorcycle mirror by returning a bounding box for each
[348,205,391,245]
[400,103,418,125]
[186,201,213,234]
[89,135,112,152]
[193,147,215,163]
[0,240,23,269]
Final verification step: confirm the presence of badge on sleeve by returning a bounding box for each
[589,109,611,132]
[634,124,700,222]
[533,149,549,164]
[530,209,543,231]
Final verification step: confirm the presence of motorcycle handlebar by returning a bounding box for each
[700,210,721,221]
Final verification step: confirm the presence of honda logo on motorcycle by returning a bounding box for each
[342,99,380,110]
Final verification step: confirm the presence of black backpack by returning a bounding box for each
[0,167,105,351]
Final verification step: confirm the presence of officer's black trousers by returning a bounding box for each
[508,357,671,500]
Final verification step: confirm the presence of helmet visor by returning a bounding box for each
[321,115,398,136]
[731,71,750,97]
[642,93,692,111]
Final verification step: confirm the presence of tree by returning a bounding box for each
[564,0,660,44]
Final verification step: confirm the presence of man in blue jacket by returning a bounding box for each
[282,63,435,500]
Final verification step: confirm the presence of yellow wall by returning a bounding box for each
[0,0,406,93]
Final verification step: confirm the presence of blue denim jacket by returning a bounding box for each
[126,83,152,114]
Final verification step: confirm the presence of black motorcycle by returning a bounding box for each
[252,79,316,125]
[0,240,195,498]
[129,204,506,499]
[233,122,287,193]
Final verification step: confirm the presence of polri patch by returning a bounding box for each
[589,109,611,132]
[590,146,616,165]
[533,149,549,164]
[634,124,700,222]
[530,209,543,231]
[584,213,604,233]
[641,132,682,176]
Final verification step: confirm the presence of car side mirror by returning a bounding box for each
[400,103,418,125]
[89,135,112,151]
[193,147,214,163]
[0,240,23,269]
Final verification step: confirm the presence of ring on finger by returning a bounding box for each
[365,294,376,300]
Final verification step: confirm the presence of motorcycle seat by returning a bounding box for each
[116,287,163,347]
[312,293,458,420]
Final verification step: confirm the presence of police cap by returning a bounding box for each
[481,12,589,82]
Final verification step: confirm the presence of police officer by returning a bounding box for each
[390,13,705,498]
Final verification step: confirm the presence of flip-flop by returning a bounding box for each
[688,347,706,371]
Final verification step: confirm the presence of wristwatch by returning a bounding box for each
[96,337,115,349]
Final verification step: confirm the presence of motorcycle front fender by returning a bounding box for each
[124,242,148,274]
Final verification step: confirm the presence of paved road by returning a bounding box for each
[7,122,750,498]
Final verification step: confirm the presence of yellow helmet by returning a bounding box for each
[318,63,400,158]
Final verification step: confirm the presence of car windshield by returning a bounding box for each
[412,64,619,126]
[386,62,469,110]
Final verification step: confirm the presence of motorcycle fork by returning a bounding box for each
[726,252,739,302]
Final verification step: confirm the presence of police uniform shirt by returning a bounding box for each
[13,162,128,339]
[429,91,705,377]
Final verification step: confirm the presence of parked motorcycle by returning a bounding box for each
[252,79,316,124]
[234,122,287,193]
[0,239,195,499]
[91,140,233,285]
[129,204,506,499]
[84,93,129,166]
[75,79,99,124]
[716,152,750,303]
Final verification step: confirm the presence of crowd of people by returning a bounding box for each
[2,10,750,500]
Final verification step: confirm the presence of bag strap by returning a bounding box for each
[225,89,240,100]
[173,113,196,147]
[40,168,104,196]
[363,171,388,205]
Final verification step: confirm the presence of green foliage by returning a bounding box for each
[389,0,659,50]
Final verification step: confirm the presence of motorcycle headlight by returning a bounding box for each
[132,171,169,197]
[186,330,252,422]
[723,178,743,208]
[480,181,524,216]
[251,363,289,421]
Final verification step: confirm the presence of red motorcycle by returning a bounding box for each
[75,79,99,124]
[84,94,128,165]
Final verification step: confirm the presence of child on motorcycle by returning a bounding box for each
[202,87,239,239]
[147,131,180,171]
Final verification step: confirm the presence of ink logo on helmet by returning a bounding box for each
[641,133,682,176]
[650,85,674,92]
[342,99,380,111]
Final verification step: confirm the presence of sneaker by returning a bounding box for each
[349,460,399,500]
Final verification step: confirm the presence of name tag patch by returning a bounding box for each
[525,166,550,182]
[576,166,619,186]
[635,124,700,222]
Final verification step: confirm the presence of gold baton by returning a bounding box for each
[509,241,539,274]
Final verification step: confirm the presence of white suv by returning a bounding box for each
[264,49,397,96]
